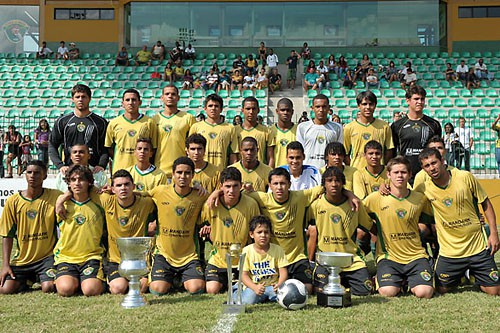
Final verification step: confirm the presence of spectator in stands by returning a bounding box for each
[184,43,196,60]
[3,125,22,178]
[181,69,195,90]
[19,135,34,175]
[456,60,469,83]
[360,54,371,76]
[258,41,267,61]
[151,41,165,61]
[233,115,242,126]
[286,50,300,89]
[164,62,173,82]
[466,68,480,91]
[443,122,460,167]
[268,68,282,94]
[401,68,417,90]
[300,42,311,60]
[337,55,348,77]
[342,68,355,89]
[173,61,185,81]
[331,114,342,125]
[456,117,473,171]
[366,68,379,89]
[218,69,231,93]
[115,47,130,66]
[205,68,219,91]
[298,111,309,124]
[316,69,327,90]
[386,61,399,83]
[445,62,457,82]
[257,59,270,77]
[196,113,206,122]
[399,61,412,82]
[68,42,79,60]
[169,41,183,62]
[303,68,319,91]
[255,68,269,90]
[327,55,338,76]
[34,119,51,166]
[231,69,243,92]
[212,63,220,74]
[306,60,316,73]
[56,41,69,60]
[392,111,402,124]
[317,60,329,84]
[266,48,279,71]
[232,55,245,74]
[0,128,4,177]
[243,69,256,92]
[474,58,492,81]
[135,45,152,66]
[36,41,53,59]
[492,113,500,176]
[245,54,257,75]
[353,63,365,82]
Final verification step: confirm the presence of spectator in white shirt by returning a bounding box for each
[456,117,473,171]
[184,43,196,60]
[36,41,53,59]
[266,48,279,70]
[456,60,469,82]
[56,41,69,60]
[474,58,492,80]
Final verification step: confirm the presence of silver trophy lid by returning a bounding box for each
[316,252,354,268]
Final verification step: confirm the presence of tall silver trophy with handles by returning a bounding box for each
[316,252,354,308]
[224,243,246,314]
[117,237,155,309]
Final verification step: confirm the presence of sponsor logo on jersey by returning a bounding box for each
[396,209,407,219]
[77,122,86,132]
[27,209,37,220]
[175,206,185,216]
[330,214,341,224]
[275,211,286,221]
[208,132,217,139]
[420,271,432,281]
[128,130,137,137]
[119,216,129,227]
[223,217,233,227]
[442,197,453,207]
[382,273,391,278]
[74,214,86,225]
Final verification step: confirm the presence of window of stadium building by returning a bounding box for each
[127,1,439,48]
[0,5,39,53]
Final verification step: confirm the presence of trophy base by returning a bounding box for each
[223,304,246,314]
[121,294,148,309]
[316,291,351,308]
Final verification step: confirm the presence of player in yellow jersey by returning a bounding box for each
[364,157,434,298]
[308,166,373,296]
[188,94,239,170]
[236,97,275,166]
[344,91,394,169]
[417,148,499,296]
[0,161,61,294]
[270,98,297,167]
[148,157,208,295]
[229,137,272,192]
[200,167,260,294]
[153,85,195,179]
[186,134,220,193]
[321,142,359,192]
[353,140,388,199]
[105,89,158,173]
[54,165,105,297]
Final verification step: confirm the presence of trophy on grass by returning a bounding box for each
[117,237,155,309]
[316,252,354,308]
[223,243,246,314]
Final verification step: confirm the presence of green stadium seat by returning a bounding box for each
[335,100,347,108]
[448,109,460,119]
[150,100,162,108]
[242,90,254,98]
[179,90,190,99]
[2,89,14,98]
[486,89,498,97]
[188,100,202,109]
[332,89,343,98]
[481,98,494,107]
[462,108,475,119]
[474,143,490,155]
[447,89,459,98]
[30,99,43,108]
[348,100,357,108]
[193,89,205,98]
[97,100,110,108]
[345,90,356,98]
[218,90,229,99]
[205,89,216,96]
[178,100,188,108]
[477,109,489,118]
[307,90,317,98]
[470,157,483,170]
[434,89,446,98]
[468,98,481,107]
[454,98,467,107]
[383,90,395,98]
[439,81,451,88]
[433,109,447,119]
[471,119,484,129]
[479,131,495,142]
[485,157,497,169]
[472,89,485,97]
[110,99,122,108]
[388,99,400,108]
[103,110,116,119]
[428,98,441,108]
[34,109,48,119]
[17,99,30,108]
[255,90,267,98]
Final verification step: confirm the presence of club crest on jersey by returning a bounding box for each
[223,217,233,227]
[2,20,29,43]
[192,180,201,188]
[74,214,86,225]
[163,125,173,133]
[371,185,380,192]
[411,123,421,133]
[208,132,217,139]
[330,214,341,224]
[489,270,499,282]
[442,197,453,207]
[127,130,137,137]
[362,133,371,140]
[275,211,286,221]
[83,267,94,276]
[136,183,145,191]
[364,279,373,290]
[196,266,204,276]
[26,210,37,220]
[420,271,432,281]
[175,206,185,216]
[46,268,56,278]
[280,139,289,147]
[119,217,129,226]
[317,136,326,144]
[396,209,407,219]
[77,122,86,133]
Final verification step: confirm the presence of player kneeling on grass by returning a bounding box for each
[364,156,434,298]
[54,165,105,297]
[200,167,260,294]
[0,161,61,294]
[240,215,288,304]
[416,148,500,296]
[308,166,374,296]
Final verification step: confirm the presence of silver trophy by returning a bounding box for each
[316,252,354,308]
[224,243,246,314]
[117,237,155,309]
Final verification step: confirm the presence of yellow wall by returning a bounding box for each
[478,179,500,226]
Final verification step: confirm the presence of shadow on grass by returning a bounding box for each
[148,293,212,305]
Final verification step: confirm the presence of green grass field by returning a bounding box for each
[1,241,499,332]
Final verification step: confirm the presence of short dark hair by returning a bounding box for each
[249,215,273,233]
[186,133,207,149]
[240,136,258,148]
[71,84,91,98]
[27,160,47,172]
[364,140,383,153]
[172,156,195,174]
[205,94,223,109]
[268,167,291,184]
[356,90,377,106]
[286,141,304,156]
[70,143,90,154]
[426,135,445,148]
[405,85,426,100]
[220,167,242,184]
[111,169,134,186]
[242,96,258,107]
[418,147,442,164]
[163,84,179,95]
[386,156,411,173]
[312,94,329,104]
[136,137,153,150]
[122,88,141,100]
[277,98,293,109]
[322,166,346,186]
[65,165,94,190]
[324,142,346,161]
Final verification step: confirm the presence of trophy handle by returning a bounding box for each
[226,253,233,305]
[235,253,246,305]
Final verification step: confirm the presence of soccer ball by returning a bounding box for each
[277,279,308,310]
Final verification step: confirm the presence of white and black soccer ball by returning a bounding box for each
[277,279,308,310]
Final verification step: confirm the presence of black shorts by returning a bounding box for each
[56,259,104,282]
[6,256,56,284]
[377,258,434,289]
[205,263,240,289]
[150,254,205,284]
[314,264,372,296]
[105,262,122,282]
[435,250,499,288]
[288,259,313,285]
